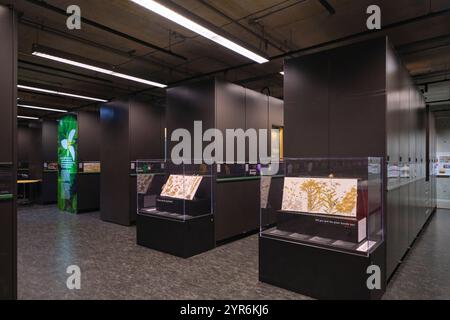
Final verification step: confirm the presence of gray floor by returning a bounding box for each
[383,209,450,300]
[18,205,450,300]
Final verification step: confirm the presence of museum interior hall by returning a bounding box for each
[1,0,450,301]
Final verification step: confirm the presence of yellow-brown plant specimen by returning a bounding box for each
[335,186,357,214]
[320,183,339,214]
[300,179,324,212]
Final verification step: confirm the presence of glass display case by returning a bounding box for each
[260,157,384,255]
[137,160,213,221]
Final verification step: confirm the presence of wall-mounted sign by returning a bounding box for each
[82,162,101,173]
[58,115,78,213]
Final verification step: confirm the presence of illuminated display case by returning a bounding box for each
[136,160,215,257]
[259,158,385,299]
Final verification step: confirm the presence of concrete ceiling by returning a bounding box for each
[1,0,449,120]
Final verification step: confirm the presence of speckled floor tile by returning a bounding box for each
[17,205,307,300]
[18,205,450,300]
[383,209,450,300]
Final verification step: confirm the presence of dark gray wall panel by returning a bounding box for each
[101,98,164,226]
[78,111,100,162]
[329,93,386,157]
[245,89,268,162]
[129,99,164,160]
[284,51,329,157]
[215,180,260,242]
[386,44,400,163]
[167,79,215,159]
[386,189,400,278]
[216,80,246,163]
[100,100,131,226]
[328,38,386,157]
[269,96,284,128]
[18,125,42,179]
[0,5,17,300]
[42,120,57,162]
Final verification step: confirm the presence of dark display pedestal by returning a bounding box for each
[259,235,386,300]
[40,171,57,204]
[137,212,215,258]
[156,196,210,217]
[77,173,100,213]
[277,211,361,243]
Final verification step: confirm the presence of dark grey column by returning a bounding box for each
[0,5,17,300]
[100,98,164,226]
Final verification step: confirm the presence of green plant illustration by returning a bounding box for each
[58,115,78,214]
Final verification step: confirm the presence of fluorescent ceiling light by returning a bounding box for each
[130,0,269,64]
[18,116,39,120]
[18,85,108,103]
[18,104,68,113]
[32,51,167,88]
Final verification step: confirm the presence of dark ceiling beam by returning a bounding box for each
[416,78,450,86]
[397,34,450,53]
[270,8,450,60]
[414,70,450,81]
[249,0,307,22]
[19,65,112,87]
[131,6,450,96]
[19,17,197,77]
[19,59,113,84]
[318,0,336,15]
[235,72,282,85]
[196,0,288,53]
[24,0,187,61]
[427,98,450,104]
[18,66,135,93]
[20,55,172,96]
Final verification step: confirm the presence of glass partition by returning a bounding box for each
[260,157,384,256]
[137,160,213,221]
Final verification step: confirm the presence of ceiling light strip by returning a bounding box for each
[18,104,68,113]
[18,85,108,103]
[130,0,269,64]
[32,52,167,88]
[18,116,39,120]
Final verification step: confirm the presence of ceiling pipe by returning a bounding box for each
[19,17,197,77]
[131,7,450,96]
[196,0,288,53]
[24,0,187,61]
[249,0,307,22]
[318,0,336,15]
[19,59,114,84]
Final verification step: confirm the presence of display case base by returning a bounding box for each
[259,235,386,300]
[137,212,215,258]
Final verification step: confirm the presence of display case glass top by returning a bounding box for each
[136,160,213,221]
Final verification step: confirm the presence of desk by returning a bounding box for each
[17,180,42,205]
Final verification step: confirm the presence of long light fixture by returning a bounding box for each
[18,85,108,103]
[130,0,269,64]
[18,103,68,113]
[32,51,167,88]
[18,116,39,120]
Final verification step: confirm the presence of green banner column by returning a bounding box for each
[58,115,78,213]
